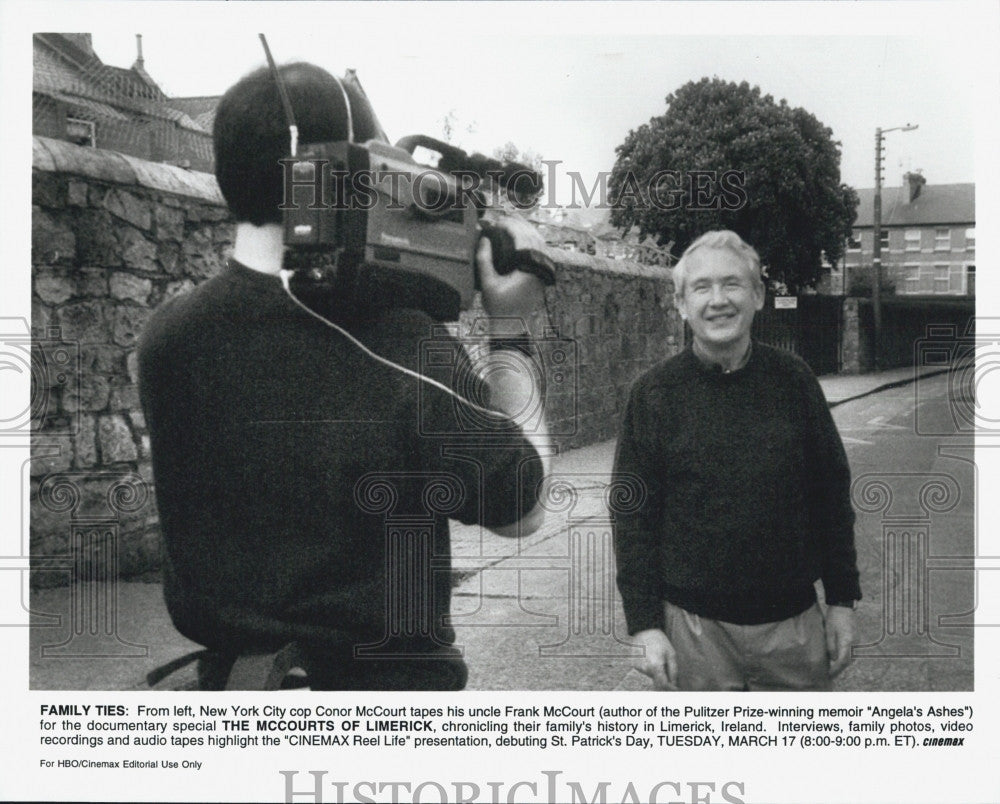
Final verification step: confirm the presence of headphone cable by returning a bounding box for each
[278,269,514,421]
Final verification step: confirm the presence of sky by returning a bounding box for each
[1,0,995,235]
[82,24,978,201]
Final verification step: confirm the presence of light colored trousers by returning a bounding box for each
[664,600,832,691]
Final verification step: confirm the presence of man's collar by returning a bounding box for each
[691,339,753,374]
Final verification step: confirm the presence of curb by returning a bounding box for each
[827,366,954,409]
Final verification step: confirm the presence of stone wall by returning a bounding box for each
[29,137,680,586]
[841,298,862,373]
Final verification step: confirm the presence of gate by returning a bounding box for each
[750,295,844,376]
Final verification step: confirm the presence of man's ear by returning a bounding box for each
[675,294,688,320]
[753,283,766,311]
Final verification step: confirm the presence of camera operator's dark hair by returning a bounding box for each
[214,62,378,225]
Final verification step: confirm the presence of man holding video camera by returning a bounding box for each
[138,62,550,690]
[613,230,860,691]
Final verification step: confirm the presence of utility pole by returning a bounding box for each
[872,123,918,370]
[873,128,884,370]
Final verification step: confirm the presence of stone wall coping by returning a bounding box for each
[33,136,224,205]
[32,137,57,173]
[32,135,670,284]
[542,244,671,282]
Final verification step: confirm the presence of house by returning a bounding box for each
[838,173,975,296]
[166,96,220,138]
[33,33,214,172]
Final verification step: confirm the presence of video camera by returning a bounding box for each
[277,68,554,321]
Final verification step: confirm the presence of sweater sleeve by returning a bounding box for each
[612,382,666,634]
[801,371,862,604]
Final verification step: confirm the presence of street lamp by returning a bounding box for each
[873,123,918,370]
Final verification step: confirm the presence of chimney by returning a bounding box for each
[904,171,926,203]
[131,33,159,93]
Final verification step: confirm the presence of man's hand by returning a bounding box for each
[633,628,678,690]
[474,221,552,540]
[825,605,855,679]
[476,227,546,328]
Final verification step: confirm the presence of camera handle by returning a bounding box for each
[395,134,470,167]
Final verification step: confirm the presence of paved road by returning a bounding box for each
[827,371,974,691]
[28,368,974,691]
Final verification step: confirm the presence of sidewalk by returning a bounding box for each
[821,363,950,407]
[27,364,952,691]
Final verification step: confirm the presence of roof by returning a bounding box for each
[33,33,208,133]
[168,96,221,133]
[33,89,130,121]
[591,221,625,240]
[854,183,974,228]
[35,35,163,100]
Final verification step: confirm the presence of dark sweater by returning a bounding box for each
[613,343,860,629]
[138,261,543,687]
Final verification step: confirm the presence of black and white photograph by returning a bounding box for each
[3,1,999,802]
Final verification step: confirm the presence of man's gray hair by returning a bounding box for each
[672,230,764,297]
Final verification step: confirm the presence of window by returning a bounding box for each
[934,228,950,251]
[901,263,920,294]
[66,117,95,148]
[905,229,921,252]
[949,265,965,294]
[966,227,975,251]
[879,229,889,249]
[847,231,861,251]
[934,264,950,294]
[918,266,935,294]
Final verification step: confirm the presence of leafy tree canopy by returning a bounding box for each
[609,78,858,292]
[493,140,545,174]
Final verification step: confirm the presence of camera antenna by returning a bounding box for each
[258,34,356,154]
[259,33,299,156]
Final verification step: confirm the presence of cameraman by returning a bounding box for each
[138,62,550,690]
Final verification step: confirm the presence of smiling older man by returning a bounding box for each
[613,230,861,691]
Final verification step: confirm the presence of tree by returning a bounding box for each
[846,264,896,297]
[609,78,858,292]
[438,109,477,144]
[492,141,545,174]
